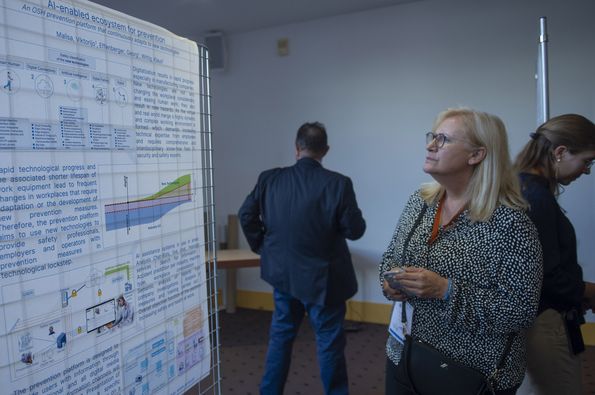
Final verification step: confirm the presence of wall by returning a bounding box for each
[209,0,595,320]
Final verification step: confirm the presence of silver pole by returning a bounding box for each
[538,16,549,123]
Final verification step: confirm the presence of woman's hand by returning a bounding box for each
[394,267,449,299]
[382,280,408,301]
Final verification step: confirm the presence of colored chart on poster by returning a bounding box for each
[105,174,192,231]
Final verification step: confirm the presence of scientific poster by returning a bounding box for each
[0,0,211,393]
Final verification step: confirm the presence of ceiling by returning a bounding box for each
[89,0,417,40]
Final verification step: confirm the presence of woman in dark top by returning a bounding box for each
[515,114,595,395]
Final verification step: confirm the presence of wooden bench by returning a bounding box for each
[215,249,260,313]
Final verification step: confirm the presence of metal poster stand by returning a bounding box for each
[537,16,550,124]
[0,1,222,393]
[194,45,222,394]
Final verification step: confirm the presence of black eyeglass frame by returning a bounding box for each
[425,132,470,148]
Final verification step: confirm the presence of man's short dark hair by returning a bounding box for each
[296,122,328,154]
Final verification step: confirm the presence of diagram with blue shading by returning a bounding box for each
[105,175,192,231]
[176,330,205,375]
[123,331,176,395]
[2,257,134,379]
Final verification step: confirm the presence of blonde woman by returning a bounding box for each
[380,108,542,394]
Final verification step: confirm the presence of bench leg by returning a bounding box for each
[225,268,237,313]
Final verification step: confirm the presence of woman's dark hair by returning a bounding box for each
[514,114,595,193]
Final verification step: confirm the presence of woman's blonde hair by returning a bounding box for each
[421,108,526,221]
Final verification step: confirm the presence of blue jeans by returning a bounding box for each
[260,289,348,395]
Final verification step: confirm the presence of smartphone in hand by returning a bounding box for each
[383,267,404,290]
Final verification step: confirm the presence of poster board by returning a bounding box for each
[0,0,218,393]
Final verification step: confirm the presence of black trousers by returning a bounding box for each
[385,357,519,395]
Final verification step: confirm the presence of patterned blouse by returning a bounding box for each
[380,190,543,390]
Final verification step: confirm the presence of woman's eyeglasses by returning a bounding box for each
[425,132,468,148]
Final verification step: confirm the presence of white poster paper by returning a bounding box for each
[0,0,211,393]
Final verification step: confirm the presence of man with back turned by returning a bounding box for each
[238,122,366,395]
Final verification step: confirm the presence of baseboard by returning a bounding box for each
[345,299,393,324]
[583,323,595,346]
[236,289,274,310]
[228,289,595,346]
[233,290,392,324]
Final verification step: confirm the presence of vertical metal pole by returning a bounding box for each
[538,16,549,123]
[198,44,221,394]
[206,45,222,395]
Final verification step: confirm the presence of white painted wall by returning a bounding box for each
[209,0,595,320]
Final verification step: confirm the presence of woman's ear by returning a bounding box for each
[468,147,486,165]
[552,145,568,162]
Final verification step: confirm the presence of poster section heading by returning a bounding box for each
[33,0,172,61]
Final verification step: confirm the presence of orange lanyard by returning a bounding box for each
[428,195,465,245]
[428,197,443,245]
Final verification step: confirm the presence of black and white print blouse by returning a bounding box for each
[380,190,543,390]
